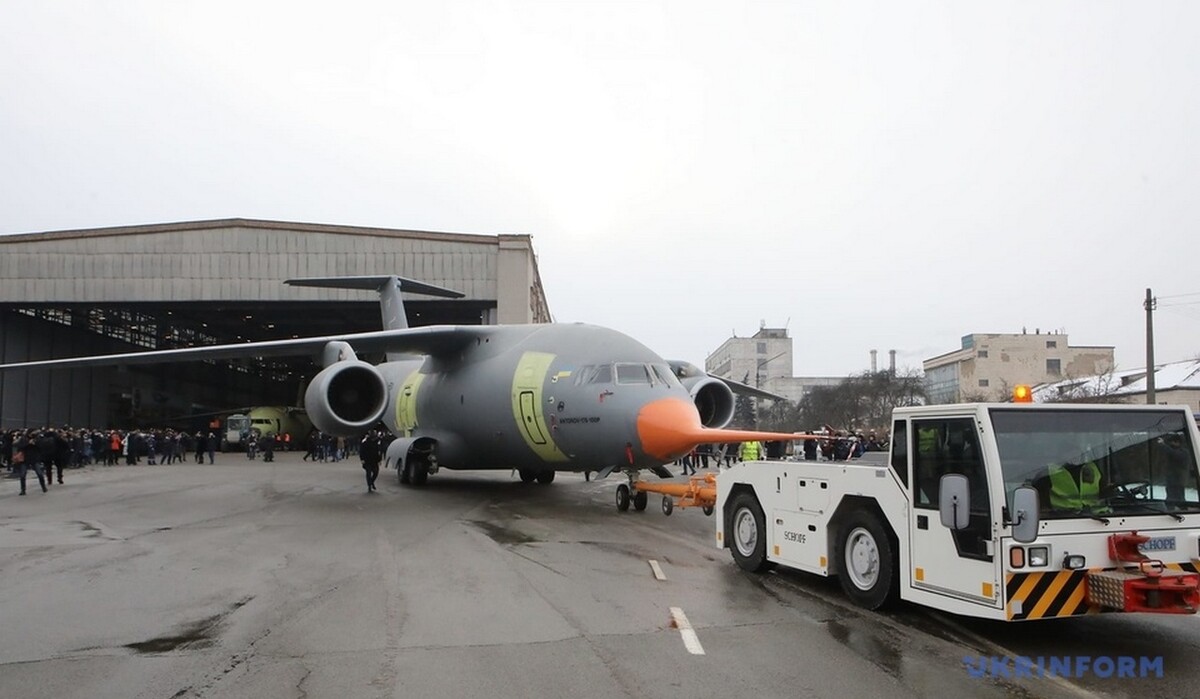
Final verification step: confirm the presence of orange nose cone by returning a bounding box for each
[637,397,822,462]
[637,398,705,460]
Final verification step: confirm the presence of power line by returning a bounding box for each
[1157,291,1200,300]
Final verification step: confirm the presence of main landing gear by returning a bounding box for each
[517,468,556,484]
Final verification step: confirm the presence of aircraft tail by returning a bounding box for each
[285,276,465,332]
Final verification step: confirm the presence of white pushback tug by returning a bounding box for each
[715,391,1200,620]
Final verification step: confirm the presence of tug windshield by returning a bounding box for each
[990,408,1200,519]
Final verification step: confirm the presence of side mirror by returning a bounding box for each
[939,473,970,530]
[1011,486,1040,544]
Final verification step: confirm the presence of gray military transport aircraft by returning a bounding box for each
[0,276,802,505]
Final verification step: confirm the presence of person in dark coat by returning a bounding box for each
[261,433,276,462]
[360,430,384,492]
[51,429,70,484]
[17,431,47,495]
[35,430,58,487]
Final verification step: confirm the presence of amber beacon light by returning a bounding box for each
[1012,384,1033,403]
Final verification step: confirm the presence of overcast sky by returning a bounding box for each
[2,1,1196,377]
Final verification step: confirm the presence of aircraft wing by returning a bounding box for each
[0,325,498,372]
[718,376,789,402]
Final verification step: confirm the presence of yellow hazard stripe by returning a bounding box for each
[1006,562,1200,620]
[1027,570,1074,619]
[1006,570,1090,620]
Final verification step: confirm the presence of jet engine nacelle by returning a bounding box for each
[304,360,388,437]
[680,376,735,429]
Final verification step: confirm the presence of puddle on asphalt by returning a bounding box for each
[75,521,106,538]
[125,614,222,653]
[467,520,539,545]
[825,618,904,677]
[124,597,252,655]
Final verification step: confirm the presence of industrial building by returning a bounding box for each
[0,219,550,429]
[705,325,846,404]
[923,331,1114,404]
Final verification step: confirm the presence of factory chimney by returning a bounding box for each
[870,349,877,373]
[889,349,896,374]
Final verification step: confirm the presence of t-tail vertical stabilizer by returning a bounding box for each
[285,276,465,361]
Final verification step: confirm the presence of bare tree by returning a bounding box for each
[796,369,925,431]
[1040,365,1131,404]
[757,398,802,432]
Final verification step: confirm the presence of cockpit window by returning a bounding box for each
[589,364,613,384]
[616,363,651,384]
[653,364,682,388]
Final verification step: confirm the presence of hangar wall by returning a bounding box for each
[0,219,549,320]
[0,219,552,429]
[0,311,109,429]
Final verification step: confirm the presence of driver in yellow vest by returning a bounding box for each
[739,440,762,462]
[1047,460,1103,510]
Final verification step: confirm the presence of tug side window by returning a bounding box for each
[912,418,992,561]
[890,420,908,488]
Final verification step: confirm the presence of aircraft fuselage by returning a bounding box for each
[376,323,694,472]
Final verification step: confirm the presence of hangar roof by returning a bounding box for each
[0,219,550,419]
[0,219,549,321]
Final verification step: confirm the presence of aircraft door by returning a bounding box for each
[510,352,567,462]
[518,390,548,445]
[396,371,424,437]
[908,417,1000,609]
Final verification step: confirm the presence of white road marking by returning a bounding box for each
[649,559,666,581]
[670,606,705,655]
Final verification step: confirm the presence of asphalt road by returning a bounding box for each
[2,455,1195,699]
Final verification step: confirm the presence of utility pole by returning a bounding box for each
[1145,288,1156,404]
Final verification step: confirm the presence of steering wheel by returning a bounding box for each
[1105,480,1152,500]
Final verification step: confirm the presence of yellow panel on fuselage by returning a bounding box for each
[396,370,424,437]
[511,351,568,462]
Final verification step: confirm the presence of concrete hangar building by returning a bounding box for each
[0,219,551,430]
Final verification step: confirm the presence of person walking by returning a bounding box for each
[16,431,47,495]
[680,448,696,476]
[360,430,383,492]
[36,430,57,487]
[261,433,275,462]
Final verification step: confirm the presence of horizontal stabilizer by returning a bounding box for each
[285,276,464,299]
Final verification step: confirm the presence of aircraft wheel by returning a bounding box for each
[399,460,412,485]
[536,470,556,484]
[661,496,674,516]
[518,468,537,484]
[633,490,648,511]
[729,492,774,573]
[702,505,714,516]
[411,461,429,486]
[835,510,898,610]
[616,484,631,512]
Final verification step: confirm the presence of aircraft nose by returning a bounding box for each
[636,397,704,460]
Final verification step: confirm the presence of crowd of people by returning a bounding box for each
[1,426,370,496]
[1,427,225,495]
[6,424,894,496]
[673,430,891,475]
